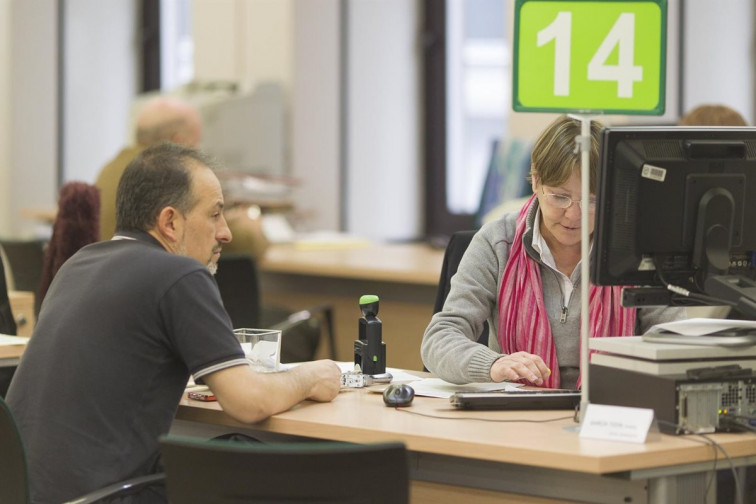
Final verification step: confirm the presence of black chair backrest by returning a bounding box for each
[214,253,261,329]
[433,230,489,346]
[0,396,29,504]
[0,255,17,336]
[160,436,409,504]
[0,257,18,397]
[0,239,46,294]
[214,253,335,362]
[0,397,164,504]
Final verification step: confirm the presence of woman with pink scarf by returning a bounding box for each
[421,115,685,390]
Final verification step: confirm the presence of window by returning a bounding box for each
[424,0,510,238]
[160,0,194,91]
[139,0,194,93]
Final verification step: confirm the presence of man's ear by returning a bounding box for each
[155,206,183,243]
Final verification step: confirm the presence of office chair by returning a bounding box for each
[0,395,164,504]
[434,230,489,347]
[159,436,409,504]
[0,252,17,336]
[215,253,337,362]
[0,239,46,293]
[0,256,17,397]
[214,253,262,328]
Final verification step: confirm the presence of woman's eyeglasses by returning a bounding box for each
[541,188,596,211]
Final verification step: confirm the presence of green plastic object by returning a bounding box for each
[360,295,379,305]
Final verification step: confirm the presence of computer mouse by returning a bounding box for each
[383,384,415,407]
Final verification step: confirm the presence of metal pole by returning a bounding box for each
[575,114,592,421]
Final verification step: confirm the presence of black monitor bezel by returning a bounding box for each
[591,126,756,296]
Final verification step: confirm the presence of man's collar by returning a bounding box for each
[112,230,164,249]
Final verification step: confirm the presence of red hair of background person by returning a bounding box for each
[37,182,101,313]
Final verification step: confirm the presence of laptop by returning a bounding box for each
[450,389,581,410]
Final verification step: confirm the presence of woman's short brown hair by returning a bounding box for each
[528,115,603,193]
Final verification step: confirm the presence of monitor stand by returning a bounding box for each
[705,275,756,320]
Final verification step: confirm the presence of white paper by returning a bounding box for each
[643,318,756,346]
[335,362,422,383]
[241,340,280,373]
[0,334,29,346]
[579,403,654,444]
[386,368,424,383]
[409,378,522,398]
[333,362,518,396]
[646,318,756,337]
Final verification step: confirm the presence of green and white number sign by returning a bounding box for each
[513,0,666,115]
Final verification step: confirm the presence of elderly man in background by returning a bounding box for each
[96,96,269,260]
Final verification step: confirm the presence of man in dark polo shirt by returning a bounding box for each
[6,143,341,504]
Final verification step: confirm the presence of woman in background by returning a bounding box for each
[36,182,100,315]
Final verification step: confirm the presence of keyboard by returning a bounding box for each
[450,389,581,410]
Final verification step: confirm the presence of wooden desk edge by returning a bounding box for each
[176,390,756,476]
[260,262,439,285]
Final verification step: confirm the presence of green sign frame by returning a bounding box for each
[513,0,667,115]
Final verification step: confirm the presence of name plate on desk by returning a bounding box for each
[579,403,654,444]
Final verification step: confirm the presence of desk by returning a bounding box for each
[0,342,25,368]
[9,291,35,338]
[174,384,756,503]
[259,243,444,370]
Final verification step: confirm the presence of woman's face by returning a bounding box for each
[532,169,595,254]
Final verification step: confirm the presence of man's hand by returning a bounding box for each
[489,352,550,386]
[296,360,342,402]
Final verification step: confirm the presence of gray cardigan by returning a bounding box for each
[421,203,686,388]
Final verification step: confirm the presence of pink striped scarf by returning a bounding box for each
[497,195,636,388]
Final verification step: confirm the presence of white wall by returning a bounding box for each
[240,0,292,92]
[193,0,292,93]
[197,0,422,240]
[193,0,246,86]
[682,0,753,123]
[2,0,139,238]
[291,0,341,232]
[345,0,422,240]
[0,0,12,236]
[62,0,139,185]
[8,0,59,238]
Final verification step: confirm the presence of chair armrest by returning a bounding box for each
[270,304,331,332]
[62,472,165,504]
[270,304,337,361]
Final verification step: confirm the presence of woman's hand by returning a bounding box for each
[490,352,551,386]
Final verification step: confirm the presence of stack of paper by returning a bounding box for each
[643,318,756,346]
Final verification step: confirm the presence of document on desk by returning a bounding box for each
[0,334,29,346]
[335,362,421,383]
[333,362,521,397]
[409,378,522,399]
[643,318,756,346]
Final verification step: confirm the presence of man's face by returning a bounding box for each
[176,165,232,273]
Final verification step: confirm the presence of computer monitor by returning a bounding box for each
[590,126,756,317]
